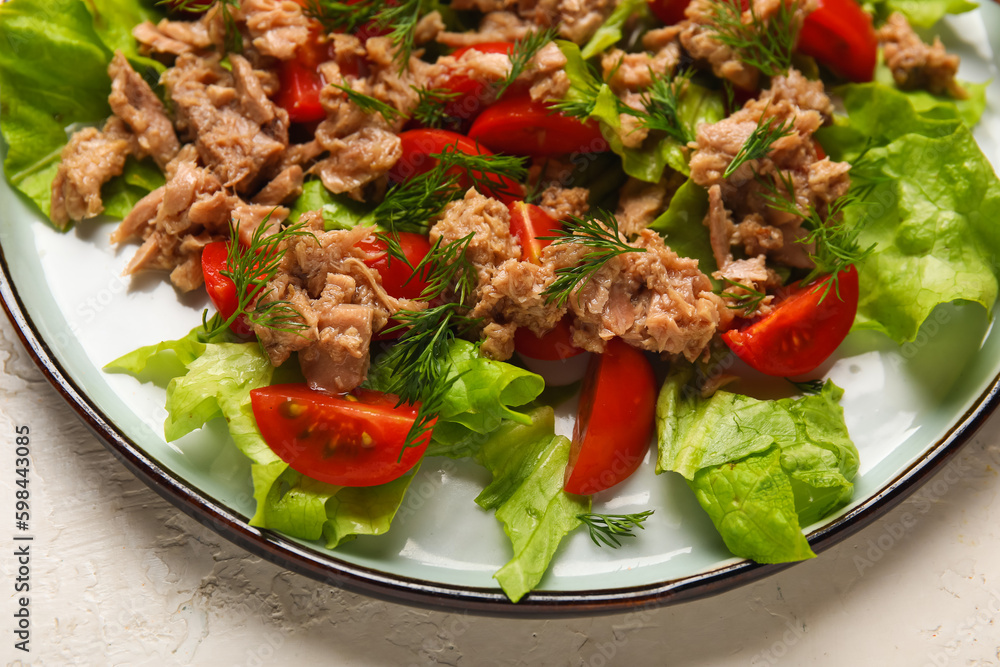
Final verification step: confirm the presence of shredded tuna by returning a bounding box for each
[240,0,315,60]
[689,69,849,268]
[438,11,531,47]
[712,254,781,316]
[254,221,420,393]
[108,52,181,170]
[615,175,683,234]
[878,12,966,99]
[539,185,590,221]
[431,188,521,273]
[521,0,618,44]
[473,259,565,359]
[50,119,133,228]
[543,228,730,358]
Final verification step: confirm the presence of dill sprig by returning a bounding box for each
[578,511,654,548]
[718,277,767,316]
[708,0,799,78]
[415,233,480,304]
[631,69,694,144]
[788,378,824,394]
[723,110,795,178]
[432,146,529,200]
[298,0,378,33]
[373,169,461,234]
[375,0,425,71]
[494,28,557,99]
[380,303,480,452]
[329,82,405,123]
[161,0,241,52]
[410,86,462,129]
[542,211,646,307]
[757,171,874,298]
[200,213,312,341]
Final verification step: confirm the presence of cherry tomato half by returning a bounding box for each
[514,316,585,361]
[201,241,254,337]
[648,0,691,25]
[468,96,609,157]
[389,128,525,203]
[797,0,877,83]
[564,338,656,495]
[250,384,430,487]
[507,201,562,265]
[721,265,859,377]
[356,231,432,300]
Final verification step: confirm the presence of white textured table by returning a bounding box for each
[2,314,1000,666]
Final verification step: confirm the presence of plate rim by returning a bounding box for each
[2,235,998,616]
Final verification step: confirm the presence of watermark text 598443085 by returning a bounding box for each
[12,425,32,653]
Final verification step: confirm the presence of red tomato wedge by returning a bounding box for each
[389,128,525,203]
[276,59,326,124]
[201,241,254,337]
[356,232,432,300]
[797,0,877,83]
[250,384,430,487]
[439,42,523,126]
[564,338,656,495]
[648,0,691,25]
[514,316,585,361]
[507,201,562,264]
[468,96,609,157]
[722,265,859,377]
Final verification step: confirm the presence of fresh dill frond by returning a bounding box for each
[161,0,242,52]
[577,511,654,548]
[298,0,379,33]
[542,211,646,307]
[757,171,875,298]
[723,110,795,178]
[410,233,479,305]
[708,0,799,78]
[200,213,312,341]
[718,277,767,316]
[410,86,462,129]
[632,69,694,144]
[432,146,529,200]
[494,28,557,99]
[788,378,824,394]
[373,167,460,234]
[380,303,480,453]
[374,0,425,72]
[329,82,405,123]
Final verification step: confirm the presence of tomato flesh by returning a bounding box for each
[201,241,255,337]
[389,128,525,203]
[797,0,877,82]
[468,96,609,157]
[356,232,432,300]
[507,201,561,265]
[564,338,656,495]
[515,316,585,361]
[648,0,691,25]
[722,265,859,377]
[251,384,429,487]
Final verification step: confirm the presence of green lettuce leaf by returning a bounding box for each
[85,0,165,78]
[557,41,723,182]
[648,178,716,277]
[867,0,977,28]
[873,62,988,128]
[817,83,1000,342]
[580,0,646,58]
[689,445,815,564]
[104,327,206,386]
[474,407,590,602]
[0,0,113,215]
[288,179,374,229]
[250,460,418,548]
[656,368,857,563]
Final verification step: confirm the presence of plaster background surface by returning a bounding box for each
[1,318,1000,666]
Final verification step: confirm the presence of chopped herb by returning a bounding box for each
[708,0,799,78]
[410,86,462,129]
[578,511,654,548]
[718,277,767,316]
[160,0,242,53]
[723,109,795,178]
[632,69,695,144]
[410,232,479,305]
[788,378,824,394]
[542,211,646,307]
[329,82,405,123]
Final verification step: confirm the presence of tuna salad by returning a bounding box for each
[2,0,997,602]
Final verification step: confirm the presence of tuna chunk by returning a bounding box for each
[521,0,618,44]
[241,0,315,60]
[431,188,521,273]
[108,52,180,170]
[50,118,133,228]
[878,12,966,98]
[254,222,421,393]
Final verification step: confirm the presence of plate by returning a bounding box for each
[2,9,1000,614]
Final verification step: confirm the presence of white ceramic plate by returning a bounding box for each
[2,9,1000,613]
